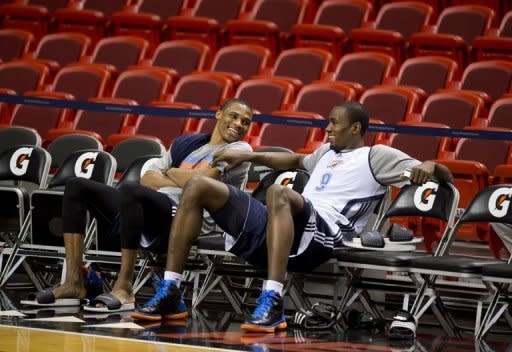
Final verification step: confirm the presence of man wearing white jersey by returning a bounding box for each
[133,101,453,331]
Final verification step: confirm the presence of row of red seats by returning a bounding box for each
[1,0,511,70]
[2,30,512,101]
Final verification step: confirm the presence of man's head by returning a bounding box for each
[213,98,253,144]
[326,101,369,151]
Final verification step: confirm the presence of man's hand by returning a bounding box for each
[212,150,251,172]
[407,161,437,185]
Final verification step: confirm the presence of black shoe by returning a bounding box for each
[241,290,287,333]
[131,279,188,321]
[389,310,417,340]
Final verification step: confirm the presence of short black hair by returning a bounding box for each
[334,100,369,136]
[220,98,253,115]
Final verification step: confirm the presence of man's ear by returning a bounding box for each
[215,109,222,120]
[352,122,362,135]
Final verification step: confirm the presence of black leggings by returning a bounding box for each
[62,178,174,250]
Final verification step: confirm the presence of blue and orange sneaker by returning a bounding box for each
[131,279,188,321]
[241,290,287,333]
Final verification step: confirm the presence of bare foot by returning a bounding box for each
[94,288,135,308]
[52,283,86,300]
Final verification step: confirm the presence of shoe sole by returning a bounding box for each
[240,321,287,333]
[131,310,188,321]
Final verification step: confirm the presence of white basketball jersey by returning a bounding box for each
[302,146,386,245]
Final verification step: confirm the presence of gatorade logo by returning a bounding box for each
[74,152,98,178]
[9,147,33,176]
[488,187,512,218]
[275,171,297,189]
[413,181,439,212]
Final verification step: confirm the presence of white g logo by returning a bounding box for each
[74,152,98,179]
[488,187,512,218]
[413,181,439,212]
[9,147,33,176]
[275,171,297,189]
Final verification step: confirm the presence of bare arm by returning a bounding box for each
[409,161,453,185]
[212,150,306,171]
[139,171,179,190]
[166,167,221,188]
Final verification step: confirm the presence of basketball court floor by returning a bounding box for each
[0,290,509,352]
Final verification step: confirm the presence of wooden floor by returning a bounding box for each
[0,325,237,352]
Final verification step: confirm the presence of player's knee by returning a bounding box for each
[118,182,141,205]
[266,184,291,211]
[64,177,90,199]
[181,175,211,201]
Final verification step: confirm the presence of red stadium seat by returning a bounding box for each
[0,29,33,62]
[350,1,433,65]
[110,0,185,51]
[328,51,396,94]
[225,0,310,57]
[55,0,130,45]
[50,64,112,100]
[22,32,90,73]
[166,0,244,53]
[0,60,48,94]
[409,5,495,70]
[111,67,173,105]
[486,97,512,129]
[360,86,419,126]
[290,0,372,60]
[472,11,512,61]
[80,35,149,75]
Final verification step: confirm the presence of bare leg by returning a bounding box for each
[265,184,305,283]
[94,249,136,307]
[52,233,86,299]
[166,176,231,273]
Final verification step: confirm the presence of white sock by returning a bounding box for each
[164,271,182,287]
[263,280,283,296]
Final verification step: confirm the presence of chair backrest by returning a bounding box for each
[28,0,69,13]
[211,44,271,80]
[421,91,484,129]
[293,81,356,118]
[251,0,308,32]
[360,86,419,125]
[110,137,165,173]
[112,68,172,105]
[334,52,396,89]
[488,97,512,129]
[0,126,41,156]
[0,61,48,94]
[91,36,148,73]
[115,155,160,188]
[34,32,90,67]
[151,40,210,77]
[193,0,242,27]
[397,56,458,95]
[10,91,74,138]
[49,150,116,188]
[498,10,512,37]
[375,1,433,39]
[73,97,137,142]
[314,0,371,33]
[389,122,450,161]
[0,146,51,186]
[436,5,494,44]
[460,184,512,224]
[235,77,294,113]
[455,128,511,173]
[173,72,233,108]
[52,64,111,100]
[386,181,458,221]
[0,29,33,62]
[82,0,129,17]
[252,168,310,204]
[46,133,103,169]
[138,0,184,19]
[273,47,332,85]
[460,60,512,101]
